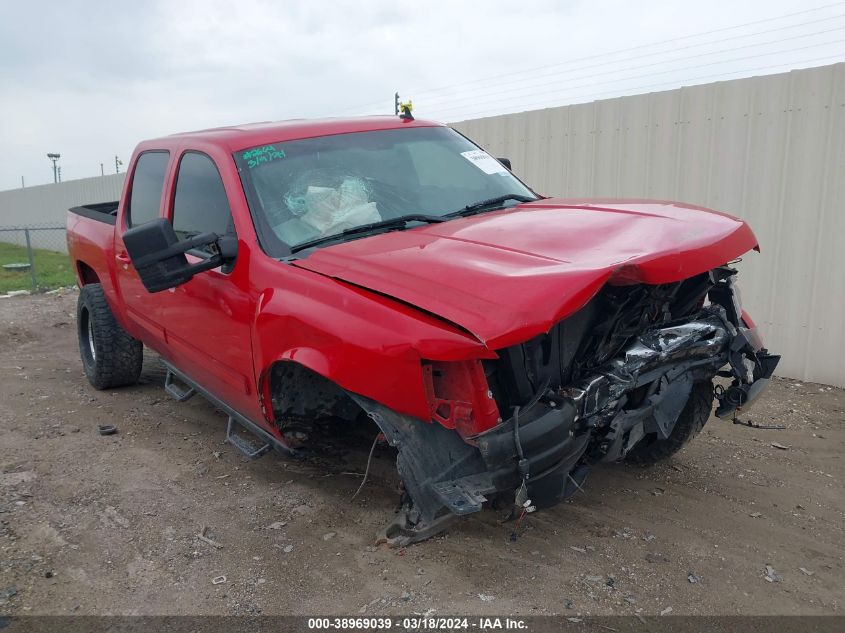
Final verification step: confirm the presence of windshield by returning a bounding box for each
[234,126,537,256]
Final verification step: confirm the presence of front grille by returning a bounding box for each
[484,274,712,413]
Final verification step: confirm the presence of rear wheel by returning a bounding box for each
[77,283,143,389]
[626,380,714,464]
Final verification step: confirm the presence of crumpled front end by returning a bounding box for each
[352,266,779,546]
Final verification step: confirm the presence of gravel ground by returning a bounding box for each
[0,290,842,616]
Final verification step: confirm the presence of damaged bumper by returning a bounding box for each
[457,306,776,514]
[353,269,779,546]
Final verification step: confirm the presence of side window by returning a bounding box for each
[172,152,236,254]
[127,151,169,227]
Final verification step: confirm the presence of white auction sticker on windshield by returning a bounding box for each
[461,150,508,174]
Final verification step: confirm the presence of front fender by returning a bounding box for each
[275,347,333,376]
[251,272,494,422]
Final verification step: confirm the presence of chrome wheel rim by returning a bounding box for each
[87,313,96,362]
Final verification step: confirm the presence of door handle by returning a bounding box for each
[116,252,131,265]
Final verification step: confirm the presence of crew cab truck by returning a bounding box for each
[67,115,779,546]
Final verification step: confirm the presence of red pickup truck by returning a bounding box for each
[67,115,779,545]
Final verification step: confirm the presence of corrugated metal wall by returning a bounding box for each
[452,63,845,387]
[0,174,125,224]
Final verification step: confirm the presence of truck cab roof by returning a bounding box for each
[141,116,442,153]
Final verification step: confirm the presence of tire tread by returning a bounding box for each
[78,283,142,389]
[626,381,714,464]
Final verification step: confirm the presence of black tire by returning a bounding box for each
[77,283,143,389]
[626,380,714,464]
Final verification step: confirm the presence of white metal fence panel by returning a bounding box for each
[0,173,125,253]
[452,63,845,387]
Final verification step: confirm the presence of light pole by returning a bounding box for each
[47,153,61,183]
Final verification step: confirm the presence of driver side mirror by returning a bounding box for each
[123,218,231,293]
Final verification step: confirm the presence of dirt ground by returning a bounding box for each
[0,290,842,617]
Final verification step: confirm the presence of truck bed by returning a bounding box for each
[68,202,119,226]
[66,204,118,298]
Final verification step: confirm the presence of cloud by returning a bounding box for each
[0,0,835,190]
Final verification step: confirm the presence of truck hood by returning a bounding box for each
[291,198,758,349]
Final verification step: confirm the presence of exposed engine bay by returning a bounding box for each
[351,265,780,546]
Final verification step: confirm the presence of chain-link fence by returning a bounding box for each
[0,224,74,294]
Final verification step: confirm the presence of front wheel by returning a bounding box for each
[625,380,714,464]
[77,283,143,389]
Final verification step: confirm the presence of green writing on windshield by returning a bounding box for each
[242,145,285,169]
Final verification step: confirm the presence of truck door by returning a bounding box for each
[157,151,258,417]
[114,151,171,342]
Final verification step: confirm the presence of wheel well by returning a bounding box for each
[76,261,100,286]
[268,361,361,425]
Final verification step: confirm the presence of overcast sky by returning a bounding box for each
[1,0,843,190]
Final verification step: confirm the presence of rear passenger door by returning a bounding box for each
[159,151,257,414]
